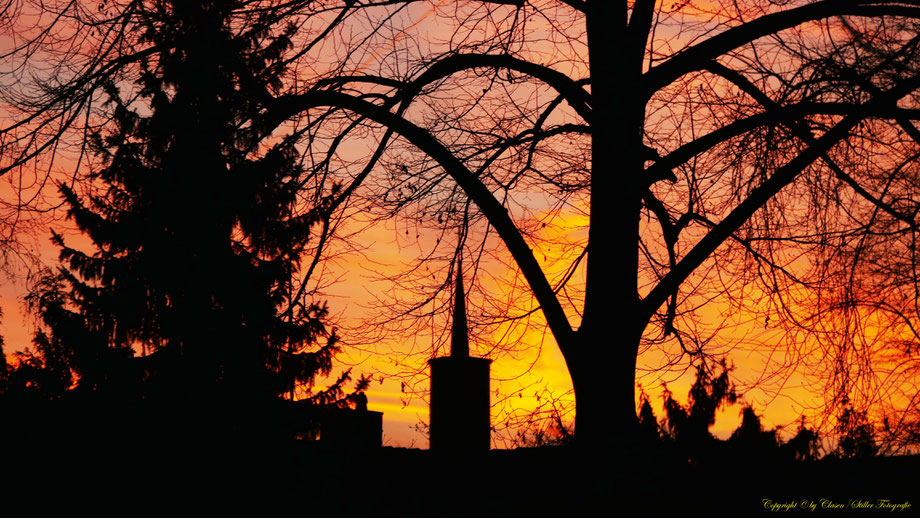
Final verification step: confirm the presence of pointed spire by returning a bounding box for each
[451,261,469,358]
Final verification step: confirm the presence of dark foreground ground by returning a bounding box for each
[2,398,916,516]
[290,445,918,517]
[5,434,918,516]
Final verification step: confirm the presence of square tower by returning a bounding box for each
[428,267,491,452]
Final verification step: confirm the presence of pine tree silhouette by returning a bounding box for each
[27,1,364,428]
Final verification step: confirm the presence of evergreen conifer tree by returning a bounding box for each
[28,1,364,417]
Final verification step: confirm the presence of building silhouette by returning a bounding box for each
[428,266,491,451]
[287,399,383,448]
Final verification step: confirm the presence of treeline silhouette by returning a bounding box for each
[638,361,825,464]
[513,359,885,466]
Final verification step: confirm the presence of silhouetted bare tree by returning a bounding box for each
[257,0,920,448]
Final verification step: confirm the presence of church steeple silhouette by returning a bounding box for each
[450,264,469,358]
[428,263,491,452]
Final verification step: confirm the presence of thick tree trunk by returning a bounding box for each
[571,324,642,449]
[573,1,648,449]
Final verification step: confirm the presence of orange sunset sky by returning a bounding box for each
[0,180,820,449]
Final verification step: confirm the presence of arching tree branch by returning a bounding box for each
[644,0,920,96]
[272,89,578,360]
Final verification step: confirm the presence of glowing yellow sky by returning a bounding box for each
[0,163,867,449]
[310,195,832,448]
